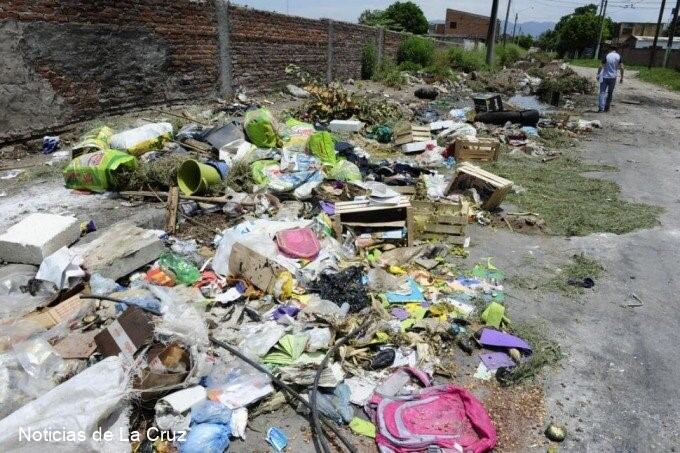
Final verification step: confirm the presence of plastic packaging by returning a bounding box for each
[109,122,173,156]
[0,357,128,452]
[63,149,138,192]
[313,383,354,424]
[191,400,233,425]
[204,358,273,409]
[305,327,332,352]
[89,273,121,296]
[266,427,288,452]
[158,252,200,285]
[180,422,230,453]
[12,338,65,380]
[244,108,282,148]
[307,131,337,164]
[151,285,209,347]
[0,264,58,319]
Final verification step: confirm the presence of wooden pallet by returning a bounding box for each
[447,162,513,211]
[454,137,501,162]
[394,125,432,146]
[412,200,469,245]
[333,196,413,246]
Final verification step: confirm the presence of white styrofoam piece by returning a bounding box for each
[328,120,365,132]
[0,213,80,265]
[401,140,437,154]
[429,120,455,131]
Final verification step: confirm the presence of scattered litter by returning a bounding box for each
[266,427,288,452]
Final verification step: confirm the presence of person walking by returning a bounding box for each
[596,47,624,113]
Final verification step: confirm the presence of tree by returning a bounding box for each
[536,4,613,56]
[358,2,428,35]
[515,34,534,50]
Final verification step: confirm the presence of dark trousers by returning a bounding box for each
[599,77,616,111]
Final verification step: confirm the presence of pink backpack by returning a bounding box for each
[366,368,497,453]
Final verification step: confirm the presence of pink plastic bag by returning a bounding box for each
[275,228,320,259]
[367,368,497,453]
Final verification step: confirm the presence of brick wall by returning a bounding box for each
[620,48,680,70]
[444,9,493,40]
[0,2,458,143]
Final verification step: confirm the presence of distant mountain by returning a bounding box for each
[501,21,555,38]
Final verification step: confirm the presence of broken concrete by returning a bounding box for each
[0,213,80,265]
[72,221,164,281]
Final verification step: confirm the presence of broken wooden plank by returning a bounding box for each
[165,187,180,234]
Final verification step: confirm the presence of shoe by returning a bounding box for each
[597,109,604,113]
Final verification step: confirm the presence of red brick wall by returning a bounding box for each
[0,2,459,142]
[444,9,491,39]
[620,48,680,70]
[228,7,328,92]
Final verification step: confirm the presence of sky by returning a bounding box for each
[231,0,672,26]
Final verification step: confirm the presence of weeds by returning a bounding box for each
[397,36,435,68]
[485,152,663,236]
[545,254,604,295]
[495,44,526,68]
[112,154,187,191]
[499,322,563,386]
[447,47,486,73]
[372,60,406,88]
[537,127,576,149]
[361,44,378,80]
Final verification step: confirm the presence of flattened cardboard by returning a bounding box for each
[229,242,285,293]
[95,306,153,359]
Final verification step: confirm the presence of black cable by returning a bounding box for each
[81,294,162,315]
[310,320,371,453]
[209,335,357,453]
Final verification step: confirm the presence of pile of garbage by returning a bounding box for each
[0,81,598,452]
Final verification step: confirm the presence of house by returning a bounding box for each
[429,9,500,41]
[624,35,680,50]
[614,22,664,42]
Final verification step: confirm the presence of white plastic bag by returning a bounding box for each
[109,122,173,156]
[0,356,129,453]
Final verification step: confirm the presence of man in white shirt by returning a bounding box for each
[596,47,625,113]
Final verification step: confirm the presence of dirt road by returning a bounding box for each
[469,66,680,450]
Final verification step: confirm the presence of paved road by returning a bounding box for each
[471,66,680,451]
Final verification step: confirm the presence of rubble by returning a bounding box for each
[0,55,605,453]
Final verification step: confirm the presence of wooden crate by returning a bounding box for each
[394,125,431,146]
[332,196,414,247]
[454,137,501,162]
[447,162,513,211]
[412,200,469,245]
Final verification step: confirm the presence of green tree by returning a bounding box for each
[515,34,534,50]
[358,2,428,35]
[538,4,613,56]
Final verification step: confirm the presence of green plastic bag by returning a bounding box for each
[327,160,361,182]
[63,150,137,193]
[158,252,200,285]
[250,160,279,185]
[244,109,282,148]
[307,131,337,165]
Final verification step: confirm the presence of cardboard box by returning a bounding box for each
[229,242,285,293]
[95,306,154,359]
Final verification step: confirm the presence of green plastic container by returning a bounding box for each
[177,160,222,195]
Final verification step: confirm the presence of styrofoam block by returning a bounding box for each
[402,140,437,154]
[328,120,365,132]
[0,213,80,265]
[429,120,455,131]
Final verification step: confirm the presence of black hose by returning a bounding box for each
[310,320,371,453]
[209,336,357,453]
[81,294,162,316]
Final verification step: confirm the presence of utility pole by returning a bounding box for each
[594,0,608,60]
[486,0,500,65]
[593,0,606,58]
[649,0,668,68]
[512,12,518,40]
[663,3,679,67]
[503,0,512,46]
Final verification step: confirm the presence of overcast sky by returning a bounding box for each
[231,0,671,25]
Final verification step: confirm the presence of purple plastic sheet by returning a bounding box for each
[390,307,410,321]
[480,352,516,371]
[479,328,532,352]
[272,305,300,320]
[319,201,335,215]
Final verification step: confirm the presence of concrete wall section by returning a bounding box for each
[0,0,219,142]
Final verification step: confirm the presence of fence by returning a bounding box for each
[0,1,458,144]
